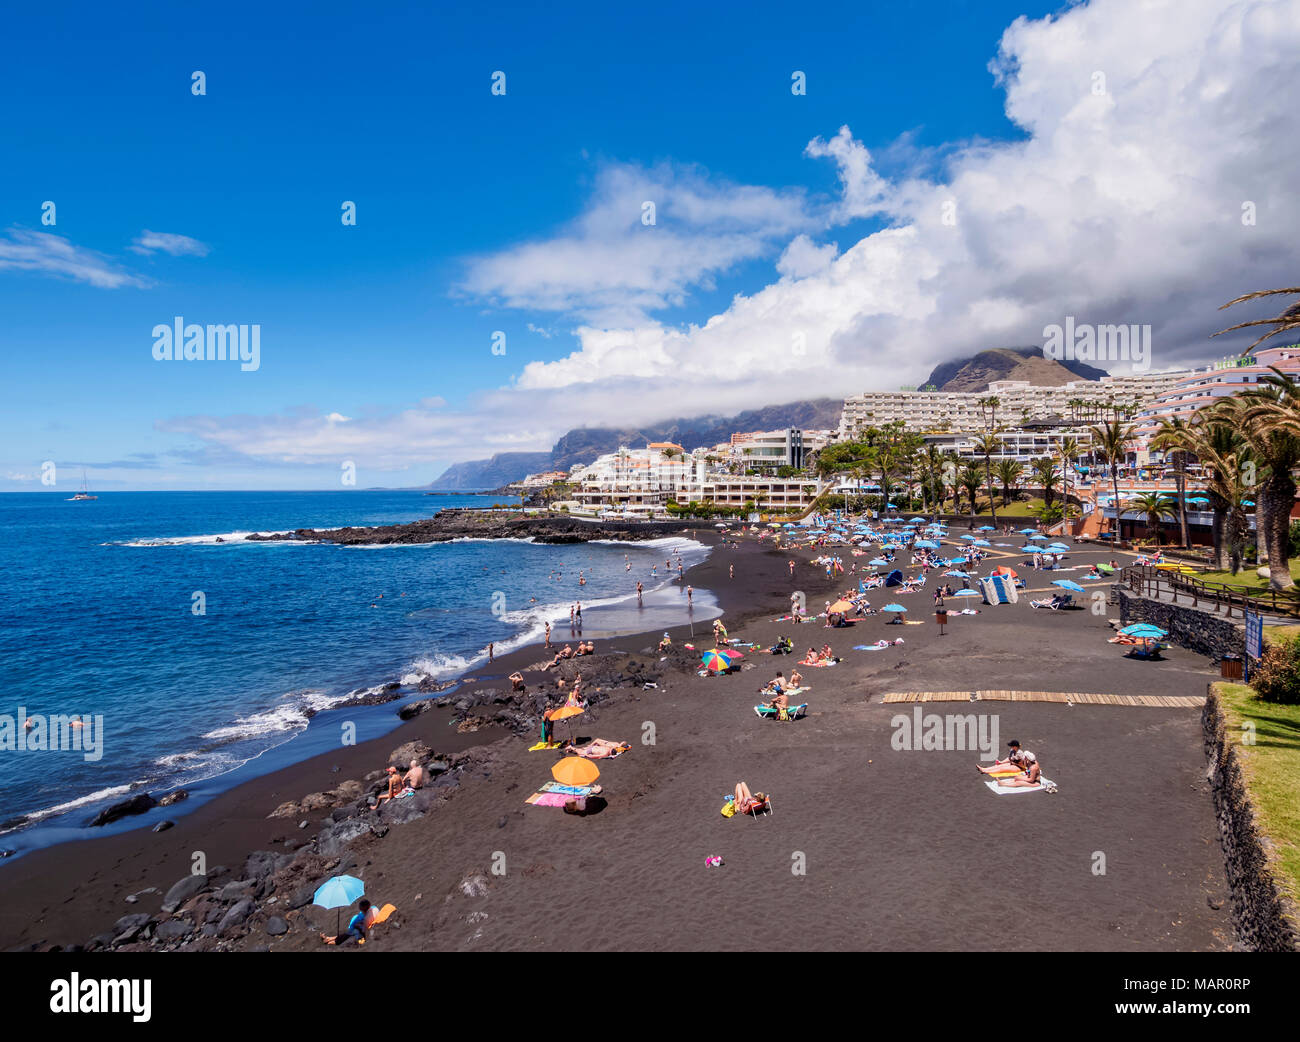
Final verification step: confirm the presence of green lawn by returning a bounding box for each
[1201,559,1300,592]
[1215,683,1300,915]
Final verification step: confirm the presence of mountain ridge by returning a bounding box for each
[427,399,844,489]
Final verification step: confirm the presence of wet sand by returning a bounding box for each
[0,529,1233,951]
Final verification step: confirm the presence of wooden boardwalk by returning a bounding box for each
[880,689,1204,708]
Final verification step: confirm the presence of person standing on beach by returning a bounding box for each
[729,563,734,580]
[575,602,582,630]
[636,581,643,603]
[545,621,552,648]
[487,642,494,662]
[687,585,693,606]
[570,604,575,628]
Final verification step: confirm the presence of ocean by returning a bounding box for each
[0,490,713,854]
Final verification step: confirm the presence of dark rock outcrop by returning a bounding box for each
[88,793,157,827]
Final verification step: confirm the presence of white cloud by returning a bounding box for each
[129,230,211,257]
[777,234,839,279]
[0,228,150,288]
[459,161,815,325]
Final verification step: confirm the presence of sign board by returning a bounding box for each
[1245,611,1263,661]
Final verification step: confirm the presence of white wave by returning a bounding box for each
[198,688,340,742]
[2,781,142,831]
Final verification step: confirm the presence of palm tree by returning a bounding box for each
[959,463,983,522]
[1031,456,1059,508]
[974,431,1001,525]
[1088,419,1134,538]
[1149,417,1192,549]
[1176,414,1249,570]
[995,458,1023,507]
[1128,491,1176,547]
[1057,436,1080,520]
[1212,286,1300,350]
[1235,369,1300,589]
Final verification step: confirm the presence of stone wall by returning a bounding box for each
[1115,587,1244,662]
[1202,687,1300,951]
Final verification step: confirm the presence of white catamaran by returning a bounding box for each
[68,470,98,501]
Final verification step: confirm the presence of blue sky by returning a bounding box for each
[2,0,1296,490]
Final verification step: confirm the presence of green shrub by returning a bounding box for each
[1250,639,1300,704]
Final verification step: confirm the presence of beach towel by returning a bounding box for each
[983,777,1055,795]
[540,781,598,796]
[525,791,577,807]
[528,740,563,751]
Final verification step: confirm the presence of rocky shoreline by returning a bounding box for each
[246,511,703,546]
[20,644,696,951]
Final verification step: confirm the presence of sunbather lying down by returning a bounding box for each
[563,738,630,759]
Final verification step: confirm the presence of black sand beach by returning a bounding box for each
[0,529,1232,951]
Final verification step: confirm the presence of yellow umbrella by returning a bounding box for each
[551,757,600,787]
[548,705,585,721]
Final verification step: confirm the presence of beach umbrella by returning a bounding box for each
[1119,623,1167,639]
[1018,528,1037,535]
[1028,533,1048,541]
[972,539,991,546]
[828,599,855,614]
[882,603,907,613]
[714,522,727,527]
[960,534,977,541]
[552,757,600,787]
[700,649,738,672]
[783,523,797,528]
[1018,545,1040,553]
[1052,579,1085,592]
[952,589,980,597]
[547,703,586,740]
[314,874,366,936]
[909,517,926,523]
[978,525,995,531]
[993,566,1019,579]
[914,540,939,549]
[869,558,889,566]
[944,570,969,577]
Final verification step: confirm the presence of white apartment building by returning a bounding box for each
[1133,343,1300,448]
[570,442,822,515]
[839,371,1189,436]
[730,428,833,471]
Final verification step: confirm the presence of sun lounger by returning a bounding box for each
[753,702,808,720]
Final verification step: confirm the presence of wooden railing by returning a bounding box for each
[1123,565,1300,619]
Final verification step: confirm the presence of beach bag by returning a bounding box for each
[777,706,789,722]
[721,800,737,818]
[563,797,587,815]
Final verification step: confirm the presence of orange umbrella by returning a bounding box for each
[828,599,855,614]
[993,566,1019,579]
[551,757,600,787]
[547,703,585,741]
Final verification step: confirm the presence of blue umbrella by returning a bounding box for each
[944,570,969,577]
[1029,533,1048,540]
[882,603,907,612]
[952,589,980,597]
[1018,528,1037,535]
[909,517,926,523]
[1019,545,1040,553]
[914,540,939,549]
[1046,544,1070,553]
[869,558,889,566]
[315,874,366,935]
[978,525,995,531]
[1052,579,1085,592]
[960,534,977,540]
[972,539,991,546]
[1120,623,1167,639]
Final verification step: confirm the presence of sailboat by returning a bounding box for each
[68,470,98,501]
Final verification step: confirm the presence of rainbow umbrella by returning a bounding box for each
[700,649,738,672]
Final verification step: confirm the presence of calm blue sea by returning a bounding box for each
[0,490,711,853]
